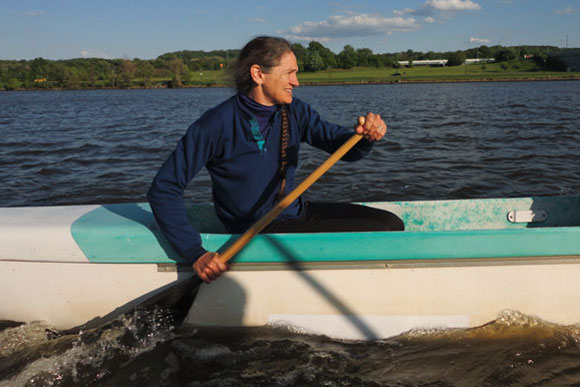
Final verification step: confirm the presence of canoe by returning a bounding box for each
[1,195,579,340]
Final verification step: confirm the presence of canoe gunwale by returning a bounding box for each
[2,195,578,265]
[159,253,580,272]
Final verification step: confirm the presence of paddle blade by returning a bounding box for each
[139,275,202,310]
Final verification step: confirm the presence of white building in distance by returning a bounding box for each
[397,58,495,67]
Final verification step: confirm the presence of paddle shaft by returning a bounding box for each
[218,123,365,263]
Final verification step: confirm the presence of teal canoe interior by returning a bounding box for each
[70,195,580,264]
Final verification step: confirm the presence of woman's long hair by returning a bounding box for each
[234,36,293,94]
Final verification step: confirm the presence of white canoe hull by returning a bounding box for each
[0,260,187,330]
[1,196,579,339]
[188,258,580,340]
[3,256,580,340]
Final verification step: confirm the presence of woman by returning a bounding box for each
[148,36,403,283]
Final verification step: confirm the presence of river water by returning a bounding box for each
[1,81,580,386]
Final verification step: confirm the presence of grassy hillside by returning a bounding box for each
[175,59,579,87]
[296,60,580,84]
[3,59,578,91]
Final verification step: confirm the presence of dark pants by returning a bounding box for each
[262,201,405,233]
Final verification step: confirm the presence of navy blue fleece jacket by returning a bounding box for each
[147,94,373,263]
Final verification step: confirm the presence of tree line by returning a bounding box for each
[0,43,565,90]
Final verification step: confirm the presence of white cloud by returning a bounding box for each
[425,0,481,11]
[395,0,481,17]
[470,37,490,44]
[26,11,45,16]
[283,13,420,41]
[252,17,267,23]
[81,50,111,59]
[555,7,580,14]
[284,1,482,43]
[393,8,415,16]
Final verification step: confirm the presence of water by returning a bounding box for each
[1,81,580,386]
[4,312,580,386]
[2,82,578,207]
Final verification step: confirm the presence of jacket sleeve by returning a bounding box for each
[293,99,373,161]
[147,121,216,263]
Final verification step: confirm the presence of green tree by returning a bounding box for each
[62,67,81,89]
[424,51,438,60]
[447,51,466,66]
[478,45,491,58]
[137,61,156,86]
[356,48,374,67]
[518,47,531,59]
[306,50,325,72]
[337,45,357,69]
[533,52,549,67]
[6,78,22,90]
[169,57,189,87]
[307,41,336,69]
[545,56,567,71]
[94,60,113,82]
[291,43,308,69]
[376,53,396,67]
[85,62,98,87]
[30,57,48,80]
[495,47,517,62]
[119,59,137,88]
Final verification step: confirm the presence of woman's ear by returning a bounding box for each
[250,64,264,86]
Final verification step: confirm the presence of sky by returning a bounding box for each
[1,0,579,60]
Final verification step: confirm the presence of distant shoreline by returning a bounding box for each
[2,74,579,92]
[300,75,580,86]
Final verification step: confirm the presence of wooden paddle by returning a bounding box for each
[62,118,366,335]
[133,117,365,321]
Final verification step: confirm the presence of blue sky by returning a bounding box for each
[1,0,579,60]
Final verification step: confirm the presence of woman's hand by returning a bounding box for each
[193,251,229,283]
[355,112,387,142]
